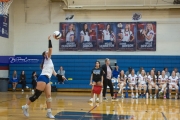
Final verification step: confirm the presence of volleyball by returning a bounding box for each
[53,31,61,40]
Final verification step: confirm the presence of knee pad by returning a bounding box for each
[46,97,52,102]
[29,89,42,102]
[131,87,133,90]
[148,86,152,89]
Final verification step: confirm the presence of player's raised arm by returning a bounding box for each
[48,35,52,58]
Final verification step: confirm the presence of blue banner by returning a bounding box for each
[0,15,9,38]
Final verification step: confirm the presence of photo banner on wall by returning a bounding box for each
[97,22,116,51]
[116,22,136,51]
[0,15,9,38]
[78,22,98,51]
[59,22,79,51]
[136,22,156,51]
[59,22,156,51]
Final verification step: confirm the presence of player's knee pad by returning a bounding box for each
[169,85,172,89]
[29,89,42,102]
[155,86,159,90]
[46,97,52,102]
[175,85,179,89]
[148,86,152,89]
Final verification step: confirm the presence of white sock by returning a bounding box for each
[25,104,29,109]
[47,109,52,113]
[96,98,99,100]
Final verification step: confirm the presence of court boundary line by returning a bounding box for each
[161,112,167,120]
[78,104,98,120]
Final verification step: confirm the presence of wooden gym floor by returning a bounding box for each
[0,92,180,120]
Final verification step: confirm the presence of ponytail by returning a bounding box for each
[40,51,46,69]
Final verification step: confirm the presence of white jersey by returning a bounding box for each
[145,30,154,42]
[158,75,168,83]
[138,74,147,84]
[41,58,54,78]
[66,31,74,42]
[80,30,90,42]
[128,74,137,84]
[148,75,157,83]
[121,29,133,42]
[102,30,114,41]
[169,76,178,84]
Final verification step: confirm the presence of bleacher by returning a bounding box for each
[8,55,180,91]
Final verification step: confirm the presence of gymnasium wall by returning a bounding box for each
[0,3,14,55]
[13,0,180,55]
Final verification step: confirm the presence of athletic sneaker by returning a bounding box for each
[175,95,178,99]
[46,112,55,119]
[96,98,100,103]
[159,91,163,96]
[22,89,24,92]
[89,98,93,102]
[154,95,157,99]
[103,97,108,101]
[32,89,34,92]
[22,105,29,117]
[121,94,124,99]
[164,96,166,99]
[111,98,117,101]
[26,86,29,89]
[150,94,152,99]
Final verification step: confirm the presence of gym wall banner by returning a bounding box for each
[0,15,9,38]
[59,22,156,51]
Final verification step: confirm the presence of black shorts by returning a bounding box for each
[93,79,101,83]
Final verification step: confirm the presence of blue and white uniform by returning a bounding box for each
[38,58,54,84]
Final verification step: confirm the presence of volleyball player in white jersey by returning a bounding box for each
[22,35,66,119]
[148,70,158,99]
[138,70,147,98]
[128,69,138,98]
[118,24,134,42]
[158,70,168,99]
[102,24,115,42]
[118,70,127,98]
[80,23,90,42]
[169,71,179,99]
[142,23,154,42]
[65,23,74,42]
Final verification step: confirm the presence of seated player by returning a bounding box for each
[118,70,127,98]
[138,70,147,98]
[169,71,179,99]
[89,61,103,103]
[148,70,158,99]
[158,70,168,99]
[128,69,138,98]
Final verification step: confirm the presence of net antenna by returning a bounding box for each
[0,0,13,15]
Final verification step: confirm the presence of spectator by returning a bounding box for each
[137,67,145,76]
[118,70,127,98]
[128,69,138,98]
[19,71,27,92]
[158,70,168,99]
[174,68,179,77]
[112,65,120,79]
[101,58,116,101]
[164,67,170,77]
[57,66,66,84]
[148,70,158,99]
[169,71,179,99]
[11,70,18,91]
[138,70,147,98]
[125,67,132,76]
[152,68,156,74]
[31,71,37,92]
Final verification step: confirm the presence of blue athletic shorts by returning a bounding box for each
[37,75,50,84]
